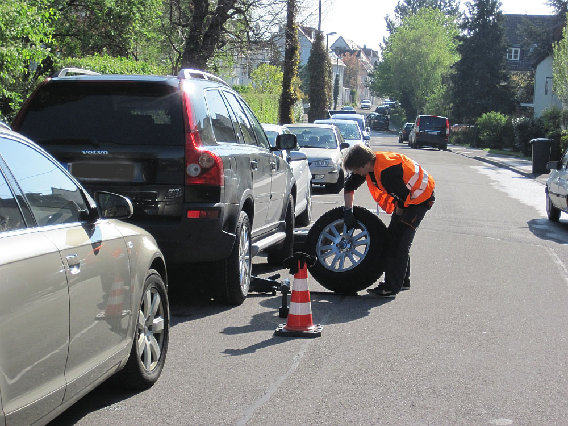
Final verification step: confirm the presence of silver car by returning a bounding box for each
[546,149,568,221]
[284,123,349,193]
[0,128,169,425]
[313,118,369,148]
[262,123,312,226]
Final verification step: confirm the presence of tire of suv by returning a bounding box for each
[296,183,312,227]
[220,211,252,305]
[115,270,169,390]
[267,194,295,265]
[305,206,389,293]
[546,192,561,222]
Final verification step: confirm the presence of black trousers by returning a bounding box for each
[383,198,433,293]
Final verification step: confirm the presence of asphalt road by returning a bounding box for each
[52,131,568,425]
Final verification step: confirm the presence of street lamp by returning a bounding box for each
[326,31,337,51]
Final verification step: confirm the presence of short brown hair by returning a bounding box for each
[343,144,376,171]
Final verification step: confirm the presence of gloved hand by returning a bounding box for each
[343,207,357,230]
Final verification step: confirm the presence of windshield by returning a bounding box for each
[333,122,361,140]
[286,127,337,149]
[264,130,277,146]
[420,116,447,130]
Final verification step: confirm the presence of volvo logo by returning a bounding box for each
[82,150,109,155]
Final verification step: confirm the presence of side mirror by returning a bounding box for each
[365,127,371,133]
[288,150,307,162]
[275,133,297,151]
[340,142,350,150]
[363,134,371,141]
[94,191,133,219]
[546,160,561,171]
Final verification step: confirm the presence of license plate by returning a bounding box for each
[71,162,135,181]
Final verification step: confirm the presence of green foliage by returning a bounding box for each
[241,93,280,124]
[371,8,459,120]
[333,74,340,109]
[60,55,168,75]
[512,116,545,155]
[553,14,568,102]
[450,125,478,146]
[0,0,56,120]
[250,64,283,94]
[451,0,514,122]
[475,111,513,149]
[560,130,568,155]
[308,31,332,121]
[540,105,563,133]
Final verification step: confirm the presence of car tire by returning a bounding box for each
[546,192,561,222]
[326,169,345,193]
[114,270,169,390]
[305,206,389,293]
[398,136,403,143]
[219,211,252,305]
[267,194,295,265]
[296,183,312,227]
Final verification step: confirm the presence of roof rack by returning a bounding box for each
[56,67,101,77]
[177,69,229,86]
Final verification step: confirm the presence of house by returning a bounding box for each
[533,54,562,117]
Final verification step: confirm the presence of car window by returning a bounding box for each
[420,116,447,130]
[204,89,237,143]
[223,92,256,145]
[335,122,360,139]
[239,100,270,149]
[0,139,88,226]
[287,127,337,149]
[17,81,185,146]
[264,130,278,146]
[0,168,25,232]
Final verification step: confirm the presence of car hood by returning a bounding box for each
[300,147,342,162]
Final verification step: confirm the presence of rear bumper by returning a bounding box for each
[416,134,448,146]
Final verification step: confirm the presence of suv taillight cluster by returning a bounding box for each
[182,83,224,187]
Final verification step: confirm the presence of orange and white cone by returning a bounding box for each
[275,257,322,338]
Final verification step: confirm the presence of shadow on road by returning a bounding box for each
[527,218,568,245]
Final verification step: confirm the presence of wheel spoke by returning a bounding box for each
[143,340,151,369]
[143,288,152,318]
[137,333,145,355]
[152,316,165,334]
[149,292,161,321]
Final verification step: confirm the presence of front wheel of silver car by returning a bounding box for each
[546,192,561,222]
[116,270,169,390]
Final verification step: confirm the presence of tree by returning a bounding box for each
[553,14,568,102]
[308,30,332,121]
[371,8,459,119]
[333,73,340,109]
[385,0,461,35]
[451,0,514,123]
[251,63,283,94]
[0,0,55,120]
[342,52,360,104]
[279,0,299,124]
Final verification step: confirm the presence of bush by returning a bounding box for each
[476,111,508,149]
[561,130,568,155]
[60,54,168,75]
[450,125,477,146]
[512,116,545,156]
[240,93,279,124]
[540,105,562,133]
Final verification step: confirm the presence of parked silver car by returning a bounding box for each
[0,128,169,425]
[313,118,368,148]
[284,123,349,193]
[262,123,312,226]
[546,150,568,221]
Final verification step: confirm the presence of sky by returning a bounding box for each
[308,0,556,52]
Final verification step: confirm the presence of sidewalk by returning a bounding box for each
[448,144,550,185]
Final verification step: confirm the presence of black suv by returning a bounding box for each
[408,114,449,150]
[13,68,296,305]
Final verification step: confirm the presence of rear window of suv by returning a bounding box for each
[17,81,185,146]
[419,115,447,130]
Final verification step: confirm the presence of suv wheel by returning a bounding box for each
[305,206,388,293]
[546,192,561,222]
[219,211,252,305]
[115,270,169,390]
[267,194,295,265]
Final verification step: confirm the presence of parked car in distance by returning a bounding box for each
[360,99,372,109]
[313,118,368,148]
[341,105,355,111]
[0,127,169,425]
[545,150,568,222]
[398,122,414,143]
[329,113,371,140]
[262,123,312,227]
[284,123,349,193]
[366,112,390,131]
[13,67,297,304]
[375,105,390,116]
[409,114,450,150]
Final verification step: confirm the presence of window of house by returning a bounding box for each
[507,48,520,61]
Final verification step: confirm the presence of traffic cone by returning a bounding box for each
[275,253,322,338]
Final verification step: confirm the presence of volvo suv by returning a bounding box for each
[409,114,450,150]
[13,68,296,305]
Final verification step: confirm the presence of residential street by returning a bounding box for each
[52,131,568,425]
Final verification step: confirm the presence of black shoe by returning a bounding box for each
[367,285,396,298]
[401,280,410,291]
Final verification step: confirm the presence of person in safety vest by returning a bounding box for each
[342,144,435,297]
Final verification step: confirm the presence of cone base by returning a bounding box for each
[274,323,322,338]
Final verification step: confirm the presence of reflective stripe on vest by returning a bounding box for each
[406,161,430,200]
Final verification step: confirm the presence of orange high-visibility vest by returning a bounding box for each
[366,152,435,208]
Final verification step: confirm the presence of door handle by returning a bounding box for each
[65,254,81,275]
[250,160,258,170]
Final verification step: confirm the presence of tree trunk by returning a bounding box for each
[279,0,299,124]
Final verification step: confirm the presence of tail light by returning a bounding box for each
[416,117,420,133]
[445,119,450,137]
[181,81,224,187]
